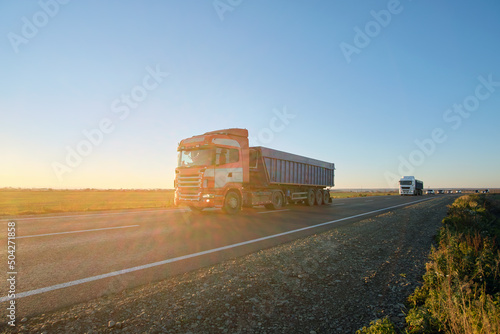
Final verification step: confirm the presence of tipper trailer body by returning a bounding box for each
[174,128,335,214]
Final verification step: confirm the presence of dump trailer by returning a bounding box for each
[399,176,423,196]
[174,128,335,214]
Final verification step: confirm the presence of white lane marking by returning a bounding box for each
[1,208,188,222]
[332,203,345,206]
[257,209,290,214]
[0,198,431,302]
[17,225,140,239]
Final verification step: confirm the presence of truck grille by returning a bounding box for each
[177,174,202,201]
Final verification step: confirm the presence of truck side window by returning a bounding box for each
[249,149,258,168]
[216,148,239,165]
[229,149,239,163]
[219,151,227,165]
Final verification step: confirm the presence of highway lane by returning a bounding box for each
[0,195,441,317]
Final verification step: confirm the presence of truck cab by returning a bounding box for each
[174,129,249,213]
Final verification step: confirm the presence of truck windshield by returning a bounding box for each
[178,149,213,167]
[399,181,413,185]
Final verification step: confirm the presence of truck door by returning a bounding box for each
[214,147,243,188]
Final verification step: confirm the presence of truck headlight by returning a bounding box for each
[202,194,215,199]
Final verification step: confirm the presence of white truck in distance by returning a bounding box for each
[399,176,423,196]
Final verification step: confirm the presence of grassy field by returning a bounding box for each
[0,189,400,217]
[0,189,175,217]
[329,191,398,198]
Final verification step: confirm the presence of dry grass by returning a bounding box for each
[0,189,175,217]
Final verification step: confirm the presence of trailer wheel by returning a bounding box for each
[315,189,323,205]
[322,190,330,205]
[222,190,241,215]
[306,189,315,206]
[265,191,283,210]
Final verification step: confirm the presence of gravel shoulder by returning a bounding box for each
[4,196,455,334]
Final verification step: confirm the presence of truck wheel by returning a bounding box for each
[306,189,315,206]
[265,191,283,210]
[222,190,241,215]
[322,190,330,205]
[315,189,323,205]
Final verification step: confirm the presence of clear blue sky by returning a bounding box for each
[1,0,499,189]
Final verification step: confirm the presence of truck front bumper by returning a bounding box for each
[175,192,223,208]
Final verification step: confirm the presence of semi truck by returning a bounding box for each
[174,128,335,214]
[399,176,423,196]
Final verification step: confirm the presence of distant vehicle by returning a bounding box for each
[399,176,423,196]
[437,190,444,194]
[426,189,435,195]
[174,128,335,214]
[455,190,462,194]
[446,190,453,194]
[475,190,479,193]
[482,189,490,193]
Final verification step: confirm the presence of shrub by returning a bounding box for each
[356,317,396,334]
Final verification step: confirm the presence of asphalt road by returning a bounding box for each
[0,195,444,317]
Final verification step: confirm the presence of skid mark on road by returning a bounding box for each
[0,198,431,303]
